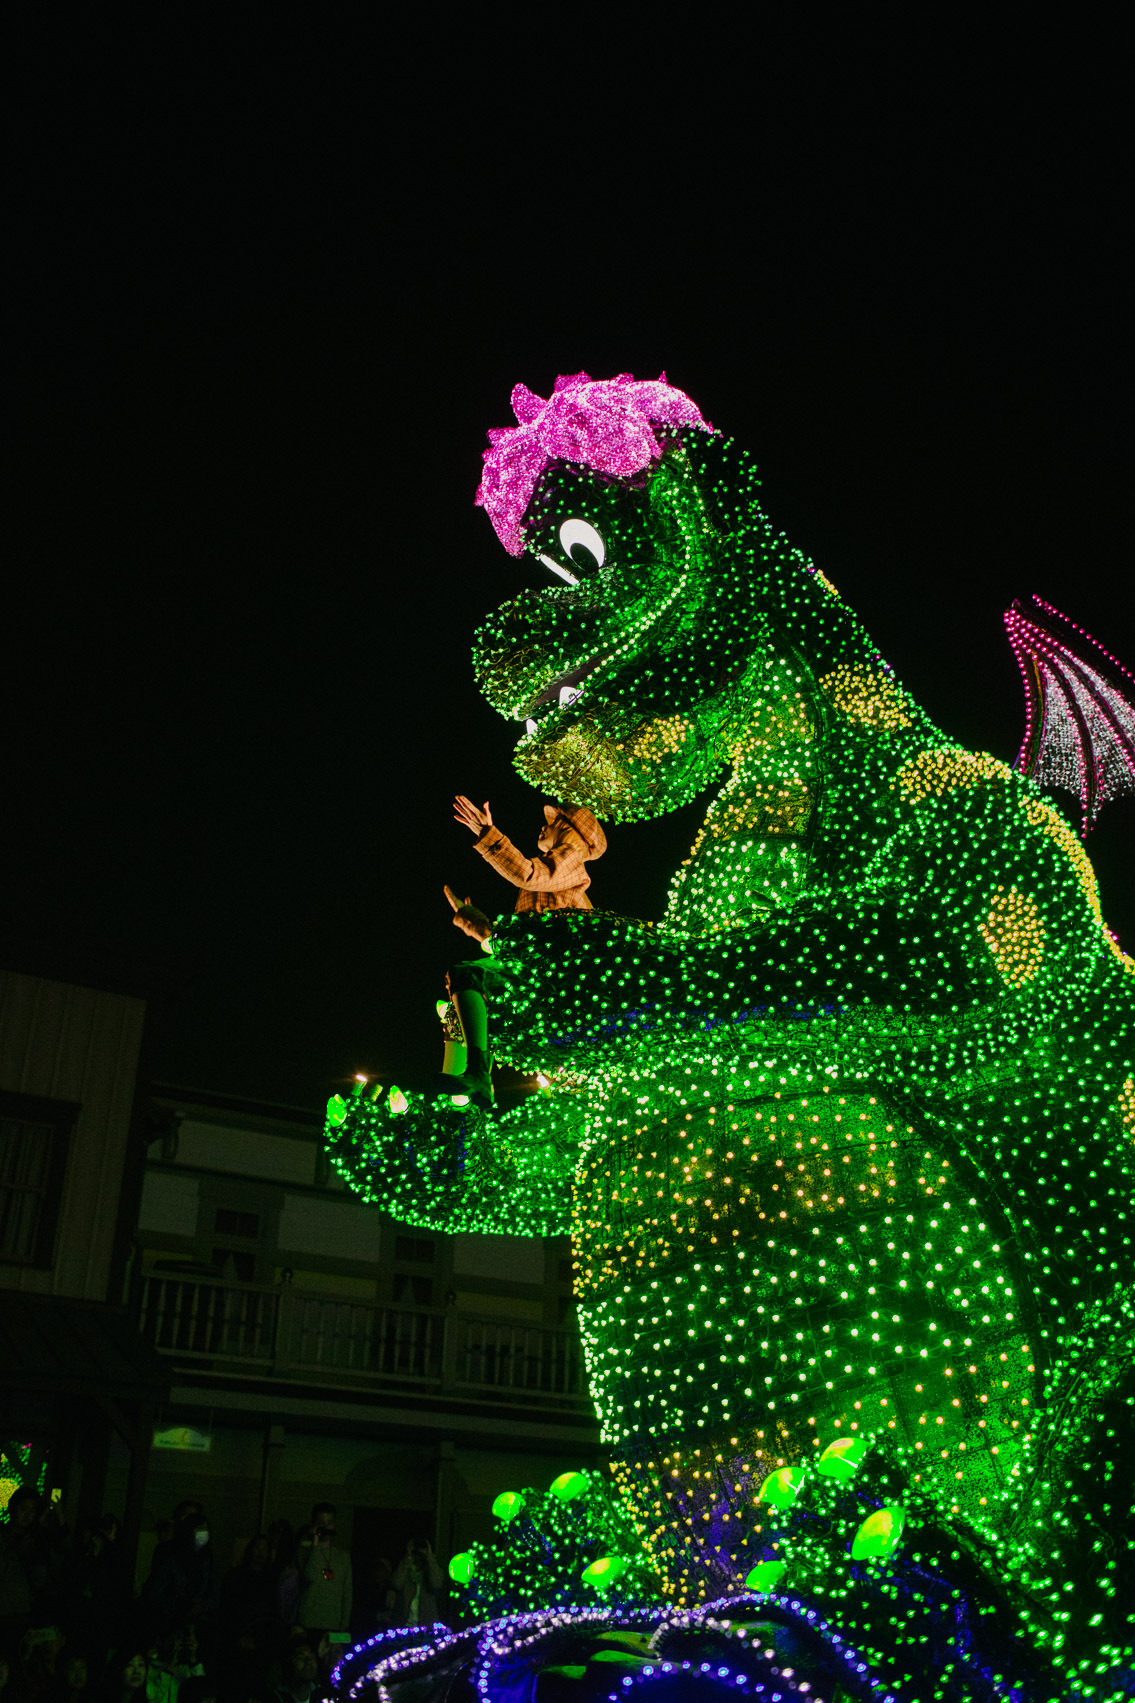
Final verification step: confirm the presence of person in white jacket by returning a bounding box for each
[295,1505,351,1642]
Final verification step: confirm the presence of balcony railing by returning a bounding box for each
[137,1273,588,1406]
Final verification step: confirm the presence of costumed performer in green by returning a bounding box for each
[438,794,607,1105]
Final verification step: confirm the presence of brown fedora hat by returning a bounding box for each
[544,802,607,858]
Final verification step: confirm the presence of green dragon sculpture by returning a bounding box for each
[326,373,1135,1690]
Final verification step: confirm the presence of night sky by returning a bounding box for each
[7,22,1133,1110]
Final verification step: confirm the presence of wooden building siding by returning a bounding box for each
[0,969,146,1301]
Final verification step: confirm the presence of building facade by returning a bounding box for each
[0,947,170,1563]
[121,1084,598,1592]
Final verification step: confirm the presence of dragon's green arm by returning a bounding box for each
[323,1082,581,1237]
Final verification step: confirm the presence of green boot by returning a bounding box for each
[435,1045,494,1106]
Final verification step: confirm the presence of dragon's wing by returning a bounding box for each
[1004,595,1135,834]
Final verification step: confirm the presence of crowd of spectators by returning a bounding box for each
[0,1489,446,1703]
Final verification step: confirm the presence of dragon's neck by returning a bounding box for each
[662,589,941,937]
[661,650,820,936]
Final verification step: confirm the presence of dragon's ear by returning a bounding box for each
[1005,596,1135,835]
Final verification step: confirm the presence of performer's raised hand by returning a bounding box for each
[444,884,492,942]
[454,795,493,834]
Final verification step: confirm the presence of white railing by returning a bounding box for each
[137,1274,586,1403]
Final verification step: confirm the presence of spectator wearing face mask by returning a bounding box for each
[139,1519,218,1646]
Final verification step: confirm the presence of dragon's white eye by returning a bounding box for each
[558,518,606,574]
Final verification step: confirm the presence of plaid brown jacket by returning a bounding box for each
[473,823,593,913]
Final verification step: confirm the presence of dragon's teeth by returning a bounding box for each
[525,719,537,735]
[559,686,582,707]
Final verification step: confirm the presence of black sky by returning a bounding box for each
[7,19,1133,1109]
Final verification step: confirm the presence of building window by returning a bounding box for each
[393,1273,433,1307]
[0,1093,79,1269]
[211,1247,257,1283]
[214,1208,260,1239]
[394,1236,434,1265]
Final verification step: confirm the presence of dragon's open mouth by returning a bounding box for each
[523,649,614,719]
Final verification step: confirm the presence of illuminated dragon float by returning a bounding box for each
[327,374,1135,1701]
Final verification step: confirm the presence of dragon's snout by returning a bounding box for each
[473,595,606,723]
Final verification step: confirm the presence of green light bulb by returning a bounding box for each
[817,1436,868,1483]
[549,1471,589,1502]
[491,1490,526,1523]
[851,1504,906,1562]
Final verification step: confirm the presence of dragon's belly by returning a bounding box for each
[571,1062,1036,1596]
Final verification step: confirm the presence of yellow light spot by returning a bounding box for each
[1023,796,1133,970]
[624,714,696,765]
[979,886,1046,986]
[1119,1076,1135,1142]
[818,664,912,732]
[895,747,1010,803]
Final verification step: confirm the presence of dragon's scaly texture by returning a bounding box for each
[327,378,1135,1695]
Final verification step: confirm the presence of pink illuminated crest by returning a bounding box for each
[1005,596,1135,834]
[475,371,714,555]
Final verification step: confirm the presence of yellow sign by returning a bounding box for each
[152,1426,211,1453]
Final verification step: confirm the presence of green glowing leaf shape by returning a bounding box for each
[851,1504,905,1562]
[756,1466,806,1510]
[325,1095,347,1127]
[817,1435,869,1483]
[448,1551,477,1585]
[549,1470,590,1502]
[491,1490,526,1523]
[388,1086,409,1115]
[581,1554,629,1589]
[744,1559,787,1590]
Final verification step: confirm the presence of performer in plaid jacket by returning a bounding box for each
[439,797,607,1103]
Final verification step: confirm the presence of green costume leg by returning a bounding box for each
[436,987,494,1105]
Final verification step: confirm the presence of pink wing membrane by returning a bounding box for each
[1005,596,1135,833]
